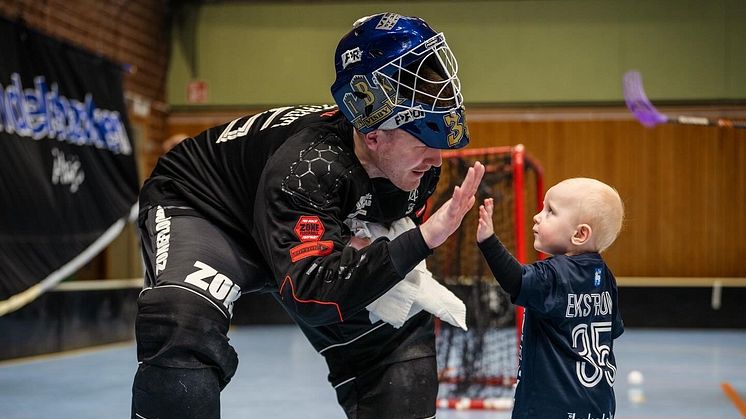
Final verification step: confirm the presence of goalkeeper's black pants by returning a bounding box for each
[334,355,438,419]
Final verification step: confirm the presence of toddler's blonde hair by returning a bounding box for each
[562,178,624,252]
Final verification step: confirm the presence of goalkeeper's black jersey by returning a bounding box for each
[140,105,439,355]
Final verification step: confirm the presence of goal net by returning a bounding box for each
[427,145,544,410]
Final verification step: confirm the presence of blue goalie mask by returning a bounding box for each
[331,13,469,149]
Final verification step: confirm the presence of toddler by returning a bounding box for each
[477,177,624,419]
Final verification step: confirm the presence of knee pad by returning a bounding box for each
[135,287,238,388]
[132,364,220,419]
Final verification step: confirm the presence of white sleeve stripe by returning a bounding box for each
[216,113,263,143]
[260,106,293,130]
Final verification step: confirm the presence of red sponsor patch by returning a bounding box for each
[289,240,334,262]
[294,215,325,242]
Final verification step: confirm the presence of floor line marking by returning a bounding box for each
[721,382,746,418]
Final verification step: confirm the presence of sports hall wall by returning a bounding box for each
[0,0,744,359]
[165,0,746,106]
[164,1,746,329]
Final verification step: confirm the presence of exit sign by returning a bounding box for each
[187,80,208,103]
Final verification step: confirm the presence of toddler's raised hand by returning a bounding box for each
[476,198,495,243]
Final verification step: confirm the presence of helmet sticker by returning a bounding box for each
[341,47,362,69]
[375,13,401,30]
[342,75,400,130]
[379,107,425,130]
[444,111,467,147]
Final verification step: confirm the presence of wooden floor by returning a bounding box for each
[0,326,745,418]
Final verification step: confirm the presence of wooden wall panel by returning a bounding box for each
[467,108,746,278]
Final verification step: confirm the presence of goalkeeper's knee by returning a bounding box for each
[132,364,220,419]
[132,287,237,418]
[134,286,238,386]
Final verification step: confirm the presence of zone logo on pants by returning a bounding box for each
[185,261,241,316]
[154,206,171,275]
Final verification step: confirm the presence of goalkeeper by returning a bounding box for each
[477,178,625,418]
[132,12,483,419]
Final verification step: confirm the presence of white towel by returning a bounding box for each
[347,217,468,331]
[406,259,468,331]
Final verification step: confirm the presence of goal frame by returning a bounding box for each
[434,144,545,410]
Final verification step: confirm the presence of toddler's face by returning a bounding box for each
[532,182,583,255]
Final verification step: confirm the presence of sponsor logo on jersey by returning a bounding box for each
[347,193,372,218]
[407,188,419,214]
[594,267,602,287]
[154,206,171,275]
[289,240,334,262]
[294,215,325,242]
[216,105,336,143]
[269,105,336,129]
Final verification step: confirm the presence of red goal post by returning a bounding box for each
[427,144,544,410]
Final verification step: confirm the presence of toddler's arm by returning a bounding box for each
[476,198,523,300]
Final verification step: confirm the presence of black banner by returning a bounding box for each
[0,16,138,315]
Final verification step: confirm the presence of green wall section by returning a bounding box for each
[167,0,746,107]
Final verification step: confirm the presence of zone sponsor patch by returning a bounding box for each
[294,215,325,241]
[290,240,334,262]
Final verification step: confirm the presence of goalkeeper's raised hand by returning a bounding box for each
[420,161,485,249]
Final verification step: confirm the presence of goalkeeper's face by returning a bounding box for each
[368,128,443,191]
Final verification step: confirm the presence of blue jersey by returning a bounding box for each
[512,253,624,419]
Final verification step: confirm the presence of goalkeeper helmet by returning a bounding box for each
[331,13,468,149]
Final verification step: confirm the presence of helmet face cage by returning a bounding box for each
[331,13,469,150]
[374,33,463,115]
